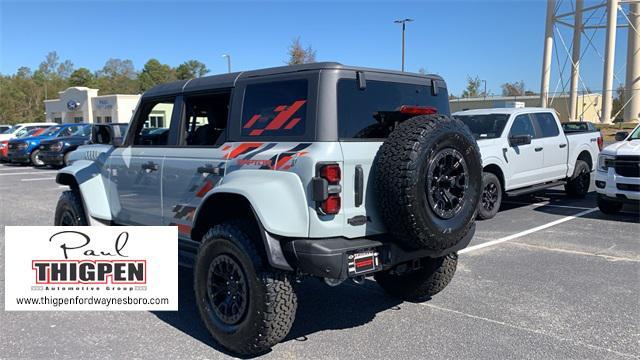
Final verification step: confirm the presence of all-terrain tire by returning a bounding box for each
[54,190,88,225]
[374,253,458,301]
[477,172,502,220]
[565,159,590,198]
[374,114,482,250]
[30,149,44,167]
[194,220,297,356]
[597,194,623,214]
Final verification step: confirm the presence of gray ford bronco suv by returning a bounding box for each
[54,62,482,355]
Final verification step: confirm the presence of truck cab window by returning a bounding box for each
[132,99,176,146]
[184,93,230,146]
[510,114,536,138]
[533,112,560,138]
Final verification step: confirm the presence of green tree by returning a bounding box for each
[287,37,316,65]
[611,85,626,122]
[461,75,482,98]
[95,58,138,94]
[176,60,209,80]
[69,68,96,87]
[501,81,525,96]
[138,59,176,92]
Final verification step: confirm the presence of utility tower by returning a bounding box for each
[540,0,640,123]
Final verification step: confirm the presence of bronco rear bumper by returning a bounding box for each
[281,223,475,280]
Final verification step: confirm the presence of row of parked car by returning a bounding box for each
[0,122,128,167]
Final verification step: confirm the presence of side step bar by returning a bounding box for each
[505,180,566,197]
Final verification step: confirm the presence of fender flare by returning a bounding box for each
[200,169,310,238]
[481,156,509,189]
[56,159,113,222]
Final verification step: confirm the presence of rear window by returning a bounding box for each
[533,112,560,138]
[241,80,308,137]
[337,79,449,139]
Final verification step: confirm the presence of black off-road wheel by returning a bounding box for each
[54,190,88,225]
[565,160,590,198]
[374,114,482,251]
[477,172,502,220]
[597,194,623,214]
[30,149,45,167]
[194,221,297,356]
[374,253,458,301]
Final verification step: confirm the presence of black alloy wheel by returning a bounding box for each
[206,254,249,325]
[426,148,469,220]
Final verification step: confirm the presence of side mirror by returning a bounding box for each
[509,134,532,147]
[112,137,123,146]
[615,131,629,141]
[91,125,115,145]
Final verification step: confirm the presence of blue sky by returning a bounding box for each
[0,0,632,96]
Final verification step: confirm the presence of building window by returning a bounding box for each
[73,117,83,123]
[96,116,102,124]
[104,116,112,123]
[54,117,62,124]
[145,115,164,128]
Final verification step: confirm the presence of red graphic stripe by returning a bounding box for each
[249,129,264,136]
[265,100,306,130]
[243,114,261,129]
[274,155,292,170]
[228,143,263,159]
[284,117,301,130]
[196,180,214,198]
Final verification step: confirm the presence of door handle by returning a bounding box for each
[141,161,159,172]
[197,166,221,175]
[535,147,543,152]
[559,143,567,148]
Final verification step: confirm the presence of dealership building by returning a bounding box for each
[44,87,141,124]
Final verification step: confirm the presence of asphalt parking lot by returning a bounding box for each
[0,162,638,359]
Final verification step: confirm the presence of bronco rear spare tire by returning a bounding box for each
[374,114,482,251]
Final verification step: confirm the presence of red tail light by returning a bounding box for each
[321,194,341,215]
[399,105,438,116]
[320,164,341,184]
[597,133,603,151]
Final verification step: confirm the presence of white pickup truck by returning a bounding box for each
[453,107,602,219]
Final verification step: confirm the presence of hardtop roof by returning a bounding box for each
[142,62,445,98]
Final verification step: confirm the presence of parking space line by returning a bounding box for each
[21,177,57,182]
[506,242,640,262]
[421,303,636,359]
[0,171,57,176]
[460,207,598,254]
[502,200,592,210]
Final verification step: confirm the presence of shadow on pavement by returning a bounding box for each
[153,267,401,358]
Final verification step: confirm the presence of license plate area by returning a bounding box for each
[347,249,381,276]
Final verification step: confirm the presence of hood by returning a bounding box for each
[0,133,15,141]
[41,135,89,145]
[9,135,51,143]
[601,139,640,156]
[475,138,501,148]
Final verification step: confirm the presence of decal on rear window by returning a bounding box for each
[241,80,308,137]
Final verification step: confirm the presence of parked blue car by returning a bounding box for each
[7,123,90,166]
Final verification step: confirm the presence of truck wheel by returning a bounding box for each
[477,172,502,220]
[54,190,88,225]
[194,221,297,355]
[374,115,482,251]
[30,149,44,167]
[597,194,623,214]
[565,160,590,198]
[374,253,458,301]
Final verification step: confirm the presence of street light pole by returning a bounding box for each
[394,18,413,72]
[481,80,487,99]
[222,54,231,73]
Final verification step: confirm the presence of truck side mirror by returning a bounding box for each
[615,131,628,141]
[91,125,114,145]
[508,134,532,147]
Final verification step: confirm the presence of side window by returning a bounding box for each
[183,92,230,146]
[241,80,308,137]
[133,98,176,146]
[533,112,560,138]
[510,114,536,138]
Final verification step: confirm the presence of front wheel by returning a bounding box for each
[477,172,502,220]
[194,221,297,355]
[374,253,458,302]
[597,195,623,214]
[54,190,88,225]
[30,149,45,167]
